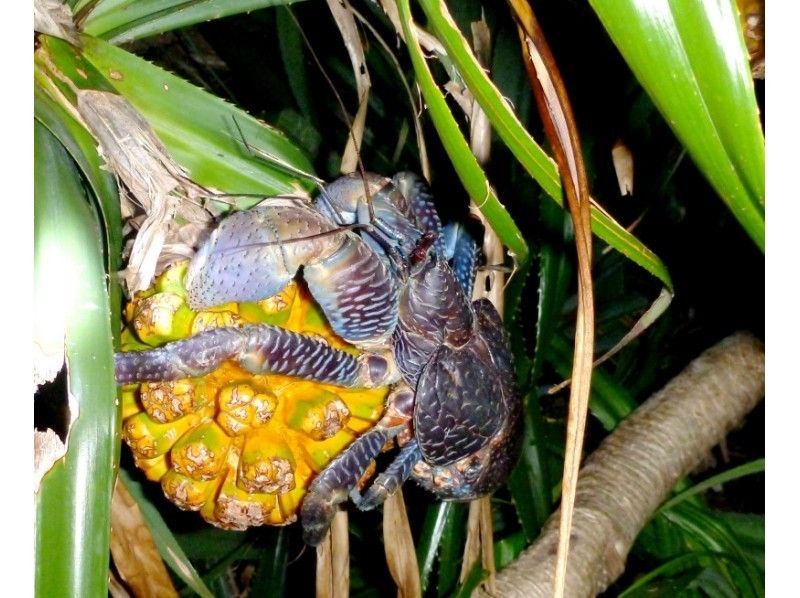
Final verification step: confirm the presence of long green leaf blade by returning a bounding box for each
[33,82,122,281]
[588,0,764,250]
[41,34,314,204]
[80,0,301,45]
[659,459,765,513]
[396,0,529,267]
[416,0,673,290]
[35,121,119,597]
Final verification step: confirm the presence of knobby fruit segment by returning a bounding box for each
[119,262,389,529]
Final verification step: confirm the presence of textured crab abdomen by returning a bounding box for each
[120,261,388,529]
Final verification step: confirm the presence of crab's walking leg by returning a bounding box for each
[301,386,415,545]
[443,222,479,295]
[301,425,401,546]
[350,440,421,511]
[115,324,392,388]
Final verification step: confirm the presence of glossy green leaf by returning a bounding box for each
[659,459,765,513]
[35,121,119,597]
[41,34,315,205]
[493,531,526,570]
[663,503,764,597]
[415,0,673,291]
[416,502,454,592]
[33,82,122,317]
[547,334,637,430]
[79,0,301,45]
[435,502,468,597]
[118,469,215,598]
[453,561,487,598]
[507,389,552,542]
[588,0,764,250]
[396,0,529,268]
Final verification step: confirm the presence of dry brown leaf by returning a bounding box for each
[109,569,132,598]
[33,428,65,493]
[377,0,446,56]
[110,479,177,598]
[326,0,371,174]
[347,7,430,180]
[509,2,595,596]
[34,382,78,490]
[316,529,334,598]
[383,489,421,598]
[549,288,673,395]
[464,19,500,591]
[76,90,215,296]
[460,500,481,583]
[34,0,79,44]
[611,140,634,196]
[331,510,350,597]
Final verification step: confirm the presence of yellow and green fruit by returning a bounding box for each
[119,262,389,529]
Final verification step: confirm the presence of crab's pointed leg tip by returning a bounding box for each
[300,496,337,546]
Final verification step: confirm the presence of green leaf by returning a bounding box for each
[42,34,315,205]
[33,82,123,326]
[396,0,529,269]
[619,551,741,597]
[547,334,637,430]
[435,502,468,597]
[79,0,302,45]
[415,0,673,291]
[35,120,119,597]
[453,561,487,598]
[276,6,316,124]
[588,0,764,250]
[507,390,552,541]
[494,531,526,570]
[663,503,764,597]
[249,529,289,598]
[118,469,215,598]
[659,459,765,513]
[416,502,454,593]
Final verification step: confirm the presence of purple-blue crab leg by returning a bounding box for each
[393,172,479,294]
[349,440,421,511]
[442,222,479,296]
[391,172,447,256]
[115,324,390,388]
[300,424,402,546]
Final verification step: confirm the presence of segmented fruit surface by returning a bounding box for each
[120,262,388,529]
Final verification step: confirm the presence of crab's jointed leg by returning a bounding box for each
[115,323,393,388]
[300,425,401,545]
[349,440,422,511]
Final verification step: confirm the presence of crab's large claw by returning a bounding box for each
[185,197,399,347]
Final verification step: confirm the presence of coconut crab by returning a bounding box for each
[115,172,521,545]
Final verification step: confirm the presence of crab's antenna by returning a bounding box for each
[210,223,367,258]
[229,114,326,187]
[283,5,377,223]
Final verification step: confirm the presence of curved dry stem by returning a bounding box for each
[474,332,765,598]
